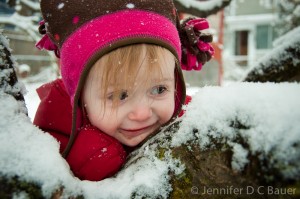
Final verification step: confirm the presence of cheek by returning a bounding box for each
[88,111,105,129]
[158,97,175,123]
[89,113,119,137]
[87,107,117,133]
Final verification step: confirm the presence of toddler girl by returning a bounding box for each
[34,0,213,181]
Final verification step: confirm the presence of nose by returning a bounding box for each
[128,104,153,121]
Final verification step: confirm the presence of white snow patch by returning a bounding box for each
[23,82,44,120]
[172,82,300,178]
[293,5,300,17]
[175,0,223,11]
[18,64,31,73]
[229,142,249,171]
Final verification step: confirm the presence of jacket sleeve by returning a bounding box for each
[66,125,127,181]
[33,79,73,153]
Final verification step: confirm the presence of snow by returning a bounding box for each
[0,94,74,196]
[229,142,249,171]
[0,90,184,198]
[17,64,31,73]
[175,0,223,11]
[172,82,300,180]
[1,78,300,198]
[278,0,294,10]
[57,3,65,9]
[0,13,40,42]
[12,191,29,199]
[0,0,298,197]
[23,82,43,120]
[0,33,27,112]
[19,67,57,120]
[294,5,300,17]
[126,3,135,9]
[273,26,300,47]
[20,0,40,11]
[242,26,300,80]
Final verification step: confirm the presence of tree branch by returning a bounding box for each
[174,0,232,18]
[244,28,300,82]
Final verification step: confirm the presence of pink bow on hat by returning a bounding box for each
[35,20,60,58]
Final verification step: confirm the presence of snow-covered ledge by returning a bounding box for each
[1,81,300,198]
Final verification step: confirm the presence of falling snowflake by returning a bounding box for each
[58,3,64,9]
[126,3,135,9]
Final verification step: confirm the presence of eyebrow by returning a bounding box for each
[151,78,174,82]
[107,78,174,87]
[106,77,175,92]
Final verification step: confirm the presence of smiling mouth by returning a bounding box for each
[120,123,158,137]
[122,125,153,132]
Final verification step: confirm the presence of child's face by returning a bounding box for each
[83,49,176,147]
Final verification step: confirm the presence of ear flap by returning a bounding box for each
[173,63,186,118]
[178,17,215,71]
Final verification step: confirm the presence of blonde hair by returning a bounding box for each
[84,44,178,109]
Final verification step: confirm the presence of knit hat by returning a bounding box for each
[36,0,214,157]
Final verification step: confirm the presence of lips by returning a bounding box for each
[122,125,152,132]
[120,123,157,138]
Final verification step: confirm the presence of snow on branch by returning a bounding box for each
[6,0,40,11]
[0,31,27,104]
[0,13,40,41]
[174,0,232,17]
[173,82,300,180]
[176,0,224,10]
[244,26,300,82]
[20,0,40,11]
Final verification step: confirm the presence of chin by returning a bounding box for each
[122,139,141,147]
[120,135,147,147]
[118,129,156,147]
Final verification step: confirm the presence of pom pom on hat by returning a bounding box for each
[179,17,214,71]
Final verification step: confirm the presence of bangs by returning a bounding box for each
[88,44,176,108]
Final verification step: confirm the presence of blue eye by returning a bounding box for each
[150,85,168,95]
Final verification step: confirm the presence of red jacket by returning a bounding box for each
[34,79,191,181]
[34,79,127,181]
